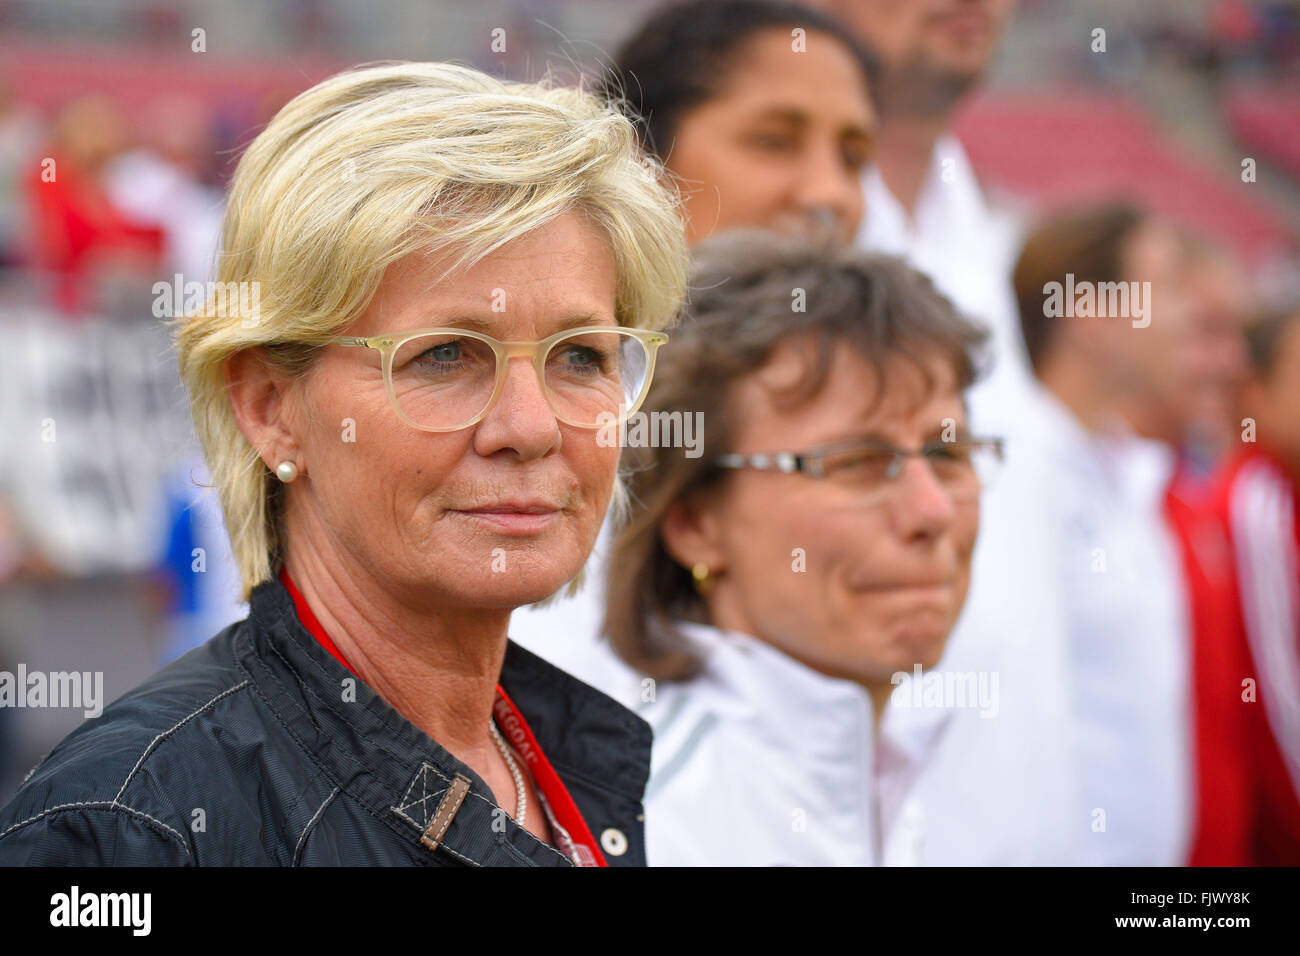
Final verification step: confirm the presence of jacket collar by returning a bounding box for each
[669,619,954,841]
[236,576,651,866]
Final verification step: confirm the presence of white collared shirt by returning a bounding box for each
[1025,388,1193,865]
[858,134,1035,426]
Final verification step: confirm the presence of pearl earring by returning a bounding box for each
[275,461,299,483]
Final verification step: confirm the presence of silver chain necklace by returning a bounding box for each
[489,717,527,828]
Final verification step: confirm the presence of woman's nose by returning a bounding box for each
[471,356,561,461]
[793,143,863,237]
[889,455,959,539]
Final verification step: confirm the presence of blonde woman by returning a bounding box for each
[0,62,688,867]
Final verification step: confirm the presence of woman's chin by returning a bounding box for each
[446,565,585,611]
[883,619,952,674]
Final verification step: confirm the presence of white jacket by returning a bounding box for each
[1026,388,1193,865]
[532,620,952,866]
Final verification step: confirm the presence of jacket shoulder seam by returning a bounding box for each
[0,801,193,859]
[241,653,435,855]
[292,785,341,866]
[113,680,252,805]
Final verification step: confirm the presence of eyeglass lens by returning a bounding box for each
[821,443,996,500]
[389,330,650,429]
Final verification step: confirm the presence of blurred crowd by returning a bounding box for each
[0,86,228,304]
[0,84,242,794]
[0,0,1298,863]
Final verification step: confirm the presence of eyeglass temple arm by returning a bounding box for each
[713,452,805,475]
[716,439,1002,477]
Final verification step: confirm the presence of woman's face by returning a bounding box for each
[668,338,979,687]
[667,27,876,245]
[276,212,621,611]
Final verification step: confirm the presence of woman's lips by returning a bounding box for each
[854,580,956,603]
[883,584,954,604]
[452,503,563,535]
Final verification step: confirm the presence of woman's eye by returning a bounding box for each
[926,444,971,465]
[747,132,797,153]
[842,142,871,172]
[553,344,605,373]
[428,342,460,363]
[833,450,894,477]
[409,339,471,372]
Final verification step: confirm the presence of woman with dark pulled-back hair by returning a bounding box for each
[600,0,880,245]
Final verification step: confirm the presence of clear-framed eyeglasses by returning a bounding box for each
[713,436,1005,503]
[324,325,668,432]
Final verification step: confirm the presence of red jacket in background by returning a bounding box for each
[1168,447,1300,865]
[26,152,163,314]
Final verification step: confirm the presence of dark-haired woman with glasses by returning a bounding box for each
[0,62,688,867]
[593,230,998,865]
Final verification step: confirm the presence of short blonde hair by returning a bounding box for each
[175,61,689,601]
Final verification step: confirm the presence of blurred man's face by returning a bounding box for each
[1110,230,1253,451]
[912,0,1016,81]
[822,0,1016,115]
[1108,220,1198,445]
[1177,256,1252,444]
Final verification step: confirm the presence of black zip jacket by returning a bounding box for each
[0,576,652,866]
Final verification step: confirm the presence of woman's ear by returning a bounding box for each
[225,349,301,472]
[659,489,726,575]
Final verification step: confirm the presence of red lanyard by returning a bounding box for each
[493,684,607,867]
[279,567,606,866]
[279,568,357,676]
